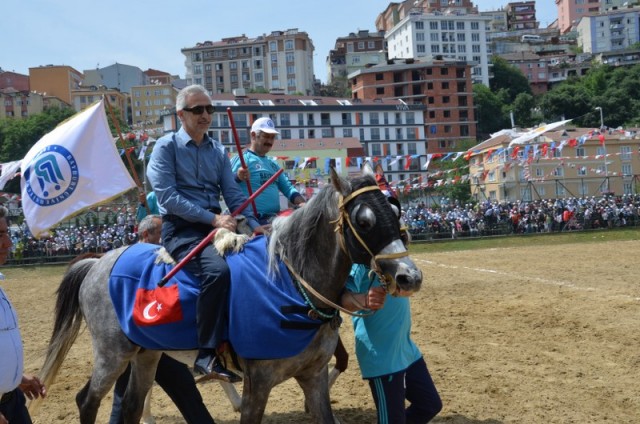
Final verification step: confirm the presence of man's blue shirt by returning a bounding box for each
[147,127,259,229]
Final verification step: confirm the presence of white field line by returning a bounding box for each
[413,257,640,302]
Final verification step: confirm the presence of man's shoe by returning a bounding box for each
[194,354,242,384]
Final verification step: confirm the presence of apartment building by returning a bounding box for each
[382,6,492,85]
[468,125,640,202]
[130,83,179,134]
[0,89,43,119]
[182,29,315,95]
[29,65,83,105]
[576,6,640,54]
[506,1,538,30]
[327,30,387,83]
[70,86,127,122]
[83,63,147,94]
[0,70,29,91]
[349,58,476,153]
[555,0,606,34]
[162,91,427,184]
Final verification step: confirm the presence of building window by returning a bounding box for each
[269,41,277,51]
[416,21,424,29]
[285,39,294,50]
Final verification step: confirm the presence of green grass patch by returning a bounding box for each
[409,227,640,254]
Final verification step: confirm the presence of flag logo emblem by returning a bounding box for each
[23,145,79,206]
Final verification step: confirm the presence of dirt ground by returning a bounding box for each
[3,239,639,423]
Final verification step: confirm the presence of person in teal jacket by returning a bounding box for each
[341,197,442,423]
[230,117,305,225]
[135,190,159,223]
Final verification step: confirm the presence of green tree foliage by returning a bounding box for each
[0,106,75,163]
[317,77,351,98]
[473,84,511,138]
[512,92,539,128]
[539,63,640,128]
[489,56,532,103]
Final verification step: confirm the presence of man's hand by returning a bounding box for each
[1,411,7,424]
[212,214,237,232]
[19,375,46,400]
[237,168,249,182]
[253,224,272,236]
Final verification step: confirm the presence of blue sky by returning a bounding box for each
[2,0,555,83]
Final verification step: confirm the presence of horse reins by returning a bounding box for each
[333,185,409,296]
[284,184,409,318]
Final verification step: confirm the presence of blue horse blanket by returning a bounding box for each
[109,237,324,358]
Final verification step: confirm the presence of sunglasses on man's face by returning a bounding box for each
[182,105,215,115]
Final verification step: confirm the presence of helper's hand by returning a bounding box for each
[19,375,46,400]
[237,168,249,181]
[212,214,237,232]
[365,286,387,310]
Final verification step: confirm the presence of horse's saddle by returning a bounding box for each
[109,237,327,359]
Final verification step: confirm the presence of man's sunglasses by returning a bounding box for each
[182,105,215,115]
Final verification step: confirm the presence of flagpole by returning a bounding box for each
[157,168,283,287]
[103,96,149,214]
[227,107,258,216]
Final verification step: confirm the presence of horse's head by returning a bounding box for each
[331,165,422,295]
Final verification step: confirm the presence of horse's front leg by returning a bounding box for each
[296,364,335,424]
[239,365,277,424]
[122,351,161,424]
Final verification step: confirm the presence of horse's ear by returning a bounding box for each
[330,166,349,195]
[362,161,375,178]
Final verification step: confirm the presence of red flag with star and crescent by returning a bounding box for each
[132,285,183,326]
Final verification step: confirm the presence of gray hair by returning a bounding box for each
[176,84,211,111]
[138,214,161,235]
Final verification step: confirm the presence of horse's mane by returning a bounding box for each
[267,179,345,275]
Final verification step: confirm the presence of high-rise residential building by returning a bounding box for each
[379,1,492,86]
[556,0,604,34]
[576,6,640,54]
[480,9,509,33]
[130,83,179,134]
[506,1,538,30]
[29,65,83,105]
[182,28,315,95]
[163,91,428,184]
[327,30,387,84]
[83,63,147,94]
[349,58,476,153]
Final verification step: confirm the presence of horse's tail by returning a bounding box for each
[37,256,100,398]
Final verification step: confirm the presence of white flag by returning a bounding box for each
[0,160,22,190]
[20,100,136,237]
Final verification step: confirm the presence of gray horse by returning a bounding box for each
[37,166,423,423]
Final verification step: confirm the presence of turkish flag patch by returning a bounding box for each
[132,285,183,326]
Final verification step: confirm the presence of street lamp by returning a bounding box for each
[595,107,608,193]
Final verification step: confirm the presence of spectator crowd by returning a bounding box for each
[4,194,640,262]
[403,194,640,240]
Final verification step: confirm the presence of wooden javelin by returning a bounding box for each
[157,168,283,287]
[227,107,258,216]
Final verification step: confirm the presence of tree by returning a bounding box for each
[489,56,532,103]
[511,92,539,128]
[473,84,510,138]
[0,106,75,163]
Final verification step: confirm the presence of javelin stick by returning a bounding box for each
[157,168,284,287]
[227,107,258,216]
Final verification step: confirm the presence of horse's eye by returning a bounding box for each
[351,204,376,231]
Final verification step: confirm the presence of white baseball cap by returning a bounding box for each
[251,117,279,134]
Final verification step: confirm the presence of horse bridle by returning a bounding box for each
[284,184,409,318]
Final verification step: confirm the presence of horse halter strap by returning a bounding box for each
[333,185,408,295]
